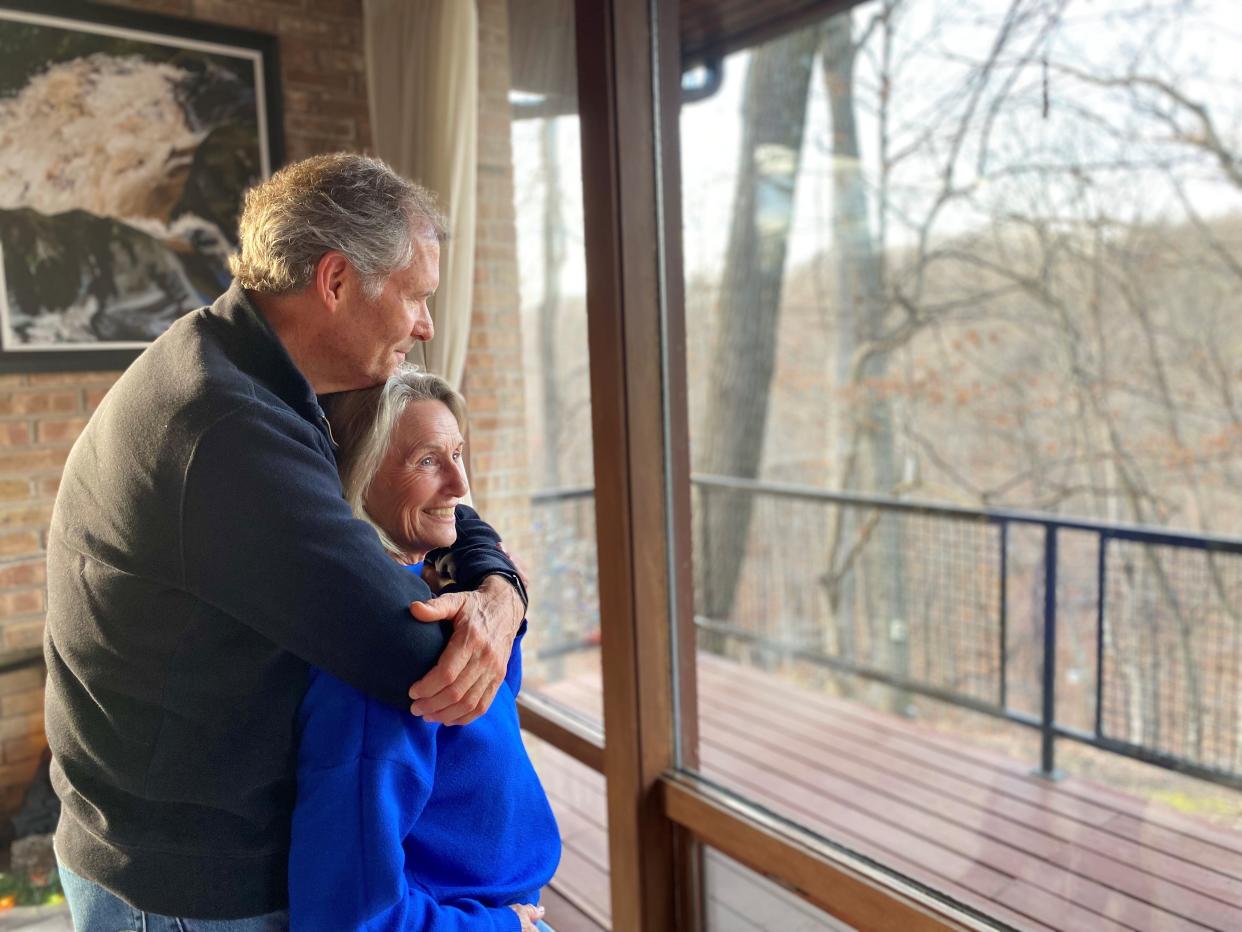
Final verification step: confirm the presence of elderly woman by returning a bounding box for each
[289,365,560,931]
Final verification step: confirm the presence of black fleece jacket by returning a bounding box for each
[43,282,520,919]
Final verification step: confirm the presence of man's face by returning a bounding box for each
[335,238,439,390]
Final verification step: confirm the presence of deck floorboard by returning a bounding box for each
[526,652,1242,931]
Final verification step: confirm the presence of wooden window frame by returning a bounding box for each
[570,0,695,928]
[662,773,993,932]
[518,693,605,774]
[517,0,1006,928]
[517,698,989,931]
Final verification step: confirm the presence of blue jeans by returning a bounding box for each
[535,922,555,932]
[59,861,288,931]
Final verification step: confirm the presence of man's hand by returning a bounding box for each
[510,903,545,931]
[407,575,525,725]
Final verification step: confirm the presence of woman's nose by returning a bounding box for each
[447,463,469,497]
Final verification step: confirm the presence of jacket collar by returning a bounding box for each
[204,281,321,415]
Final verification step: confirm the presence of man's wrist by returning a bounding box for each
[481,573,527,632]
[484,569,528,612]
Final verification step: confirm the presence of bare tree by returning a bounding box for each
[539,118,565,489]
[697,27,822,632]
[821,5,912,700]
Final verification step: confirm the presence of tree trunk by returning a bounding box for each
[539,118,564,489]
[698,28,822,642]
[823,9,910,710]
[538,118,566,679]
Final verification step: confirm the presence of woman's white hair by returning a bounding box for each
[228,152,448,298]
[323,363,467,558]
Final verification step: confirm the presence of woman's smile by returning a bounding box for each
[365,399,470,560]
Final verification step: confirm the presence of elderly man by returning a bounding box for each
[44,154,527,928]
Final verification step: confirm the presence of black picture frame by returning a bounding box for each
[0,0,284,373]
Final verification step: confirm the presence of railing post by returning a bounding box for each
[1036,525,1062,780]
[998,520,1008,710]
[1095,535,1107,739]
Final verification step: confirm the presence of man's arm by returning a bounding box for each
[180,404,450,707]
[409,504,528,725]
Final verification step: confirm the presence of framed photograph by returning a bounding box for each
[0,0,283,372]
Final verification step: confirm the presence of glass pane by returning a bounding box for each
[678,1,1242,928]
[505,0,602,728]
[522,731,611,928]
[704,848,853,932]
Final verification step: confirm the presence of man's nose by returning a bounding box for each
[412,304,434,342]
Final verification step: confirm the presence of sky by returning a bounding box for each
[510,0,1242,309]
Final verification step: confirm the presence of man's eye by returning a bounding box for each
[419,456,435,467]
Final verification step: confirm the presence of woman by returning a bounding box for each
[289,364,560,931]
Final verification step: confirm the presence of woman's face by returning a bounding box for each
[366,399,468,560]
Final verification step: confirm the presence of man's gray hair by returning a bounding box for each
[228,152,448,298]
[323,363,467,558]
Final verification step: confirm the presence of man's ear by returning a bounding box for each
[313,252,351,311]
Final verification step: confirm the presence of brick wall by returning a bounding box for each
[0,371,118,810]
[0,0,372,815]
[0,0,529,815]
[464,0,533,557]
[105,0,372,160]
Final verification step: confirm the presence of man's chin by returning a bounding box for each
[369,358,402,385]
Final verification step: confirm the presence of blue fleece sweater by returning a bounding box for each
[289,565,561,931]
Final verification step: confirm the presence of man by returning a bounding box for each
[44,153,527,926]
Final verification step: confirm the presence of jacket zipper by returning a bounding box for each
[319,414,339,449]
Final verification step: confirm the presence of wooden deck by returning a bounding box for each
[529,653,1242,931]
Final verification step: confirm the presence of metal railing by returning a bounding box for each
[528,475,1242,790]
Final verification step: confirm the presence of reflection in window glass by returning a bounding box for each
[505,0,601,725]
[704,848,853,932]
[681,2,1242,928]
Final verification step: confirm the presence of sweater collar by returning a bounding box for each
[205,281,321,415]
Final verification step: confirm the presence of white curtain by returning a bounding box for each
[363,0,478,390]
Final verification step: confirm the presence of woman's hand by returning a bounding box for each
[420,559,449,594]
[510,903,545,930]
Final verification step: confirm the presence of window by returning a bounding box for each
[676,2,1242,928]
